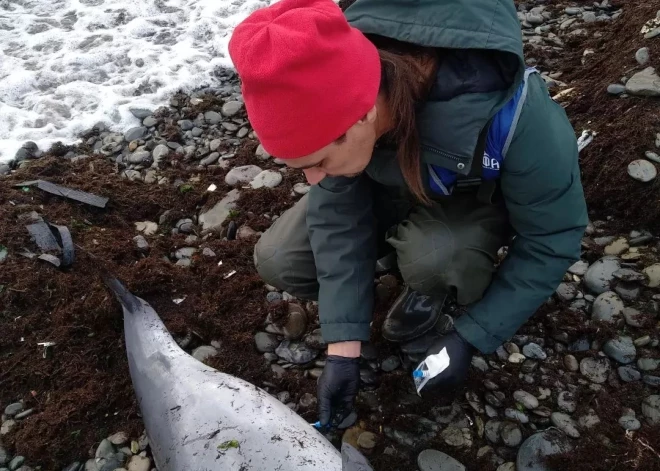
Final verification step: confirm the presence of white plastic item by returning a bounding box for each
[413,347,451,395]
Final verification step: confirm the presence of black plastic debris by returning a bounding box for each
[25,221,75,268]
[15,180,109,208]
[26,222,60,252]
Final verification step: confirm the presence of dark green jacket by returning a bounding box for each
[306,0,588,353]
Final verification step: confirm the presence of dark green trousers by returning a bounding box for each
[254,186,509,308]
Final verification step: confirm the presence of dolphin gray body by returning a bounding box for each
[104,276,360,471]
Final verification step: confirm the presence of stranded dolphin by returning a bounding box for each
[103,276,363,471]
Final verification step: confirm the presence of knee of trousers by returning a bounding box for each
[253,235,290,292]
[391,219,496,304]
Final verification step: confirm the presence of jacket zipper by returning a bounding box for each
[421,145,469,163]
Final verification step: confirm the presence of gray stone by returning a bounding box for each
[646,151,660,165]
[8,457,24,471]
[500,422,522,447]
[568,260,589,276]
[254,332,279,353]
[221,122,239,132]
[299,393,317,409]
[127,151,151,164]
[550,413,580,438]
[178,119,194,131]
[564,355,579,372]
[504,408,529,424]
[526,13,544,25]
[626,67,660,97]
[623,307,645,328]
[202,247,216,258]
[578,411,601,429]
[283,304,308,340]
[4,403,23,417]
[192,345,218,363]
[565,7,581,15]
[204,111,222,125]
[133,235,149,252]
[584,256,621,294]
[225,165,263,186]
[513,390,538,410]
[200,153,219,166]
[603,336,636,364]
[174,247,196,259]
[126,455,150,471]
[124,127,148,142]
[250,170,283,189]
[441,426,467,447]
[644,264,660,288]
[638,358,660,371]
[557,391,577,413]
[618,365,641,382]
[591,291,624,322]
[417,449,466,471]
[152,144,169,164]
[0,164,10,175]
[516,430,574,471]
[0,421,15,436]
[619,416,641,431]
[645,27,660,39]
[628,159,657,182]
[130,108,152,119]
[582,11,597,22]
[471,356,489,372]
[198,189,240,231]
[634,336,651,347]
[0,445,8,466]
[293,183,311,195]
[614,282,640,301]
[275,340,319,364]
[485,420,502,444]
[613,268,646,283]
[190,127,203,137]
[523,343,546,360]
[644,375,660,387]
[607,84,626,95]
[95,439,115,460]
[643,395,660,425]
[555,282,578,301]
[580,357,611,383]
[384,415,440,448]
[221,101,243,117]
[266,292,283,303]
[143,116,158,128]
[636,47,650,66]
[381,355,401,372]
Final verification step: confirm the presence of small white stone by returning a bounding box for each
[250,170,283,189]
[628,159,657,182]
[255,144,271,160]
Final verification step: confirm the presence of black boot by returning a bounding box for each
[382,285,447,342]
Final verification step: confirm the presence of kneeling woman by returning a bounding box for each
[229,0,587,427]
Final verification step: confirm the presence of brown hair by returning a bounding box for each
[376,39,438,205]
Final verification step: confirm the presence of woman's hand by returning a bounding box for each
[317,342,361,428]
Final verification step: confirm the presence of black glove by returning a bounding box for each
[317,355,361,428]
[414,330,475,396]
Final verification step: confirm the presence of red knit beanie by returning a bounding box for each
[228,0,381,159]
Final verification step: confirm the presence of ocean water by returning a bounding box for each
[0,0,273,163]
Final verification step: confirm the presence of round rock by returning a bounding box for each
[221,101,243,117]
[500,422,522,447]
[628,159,657,182]
[591,291,624,322]
[513,390,538,410]
[584,256,621,294]
[603,336,636,364]
[619,416,641,431]
[283,303,308,340]
[618,365,641,382]
[516,429,574,471]
[550,412,580,438]
[4,403,24,417]
[636,47,650,66]
[225,165,263,186]
[417,449,466,471]
[250,170,283,189]
[255,332,279,353]
[643,264,660,288]
[555,282,578,301]
[557,391,577,413]
[192,345,218,363]
[643,395,660,425]
[275,340,319,364]
[580,357,611,383]
[522,343,546,360]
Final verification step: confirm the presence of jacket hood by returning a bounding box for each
[345,0,526,175]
